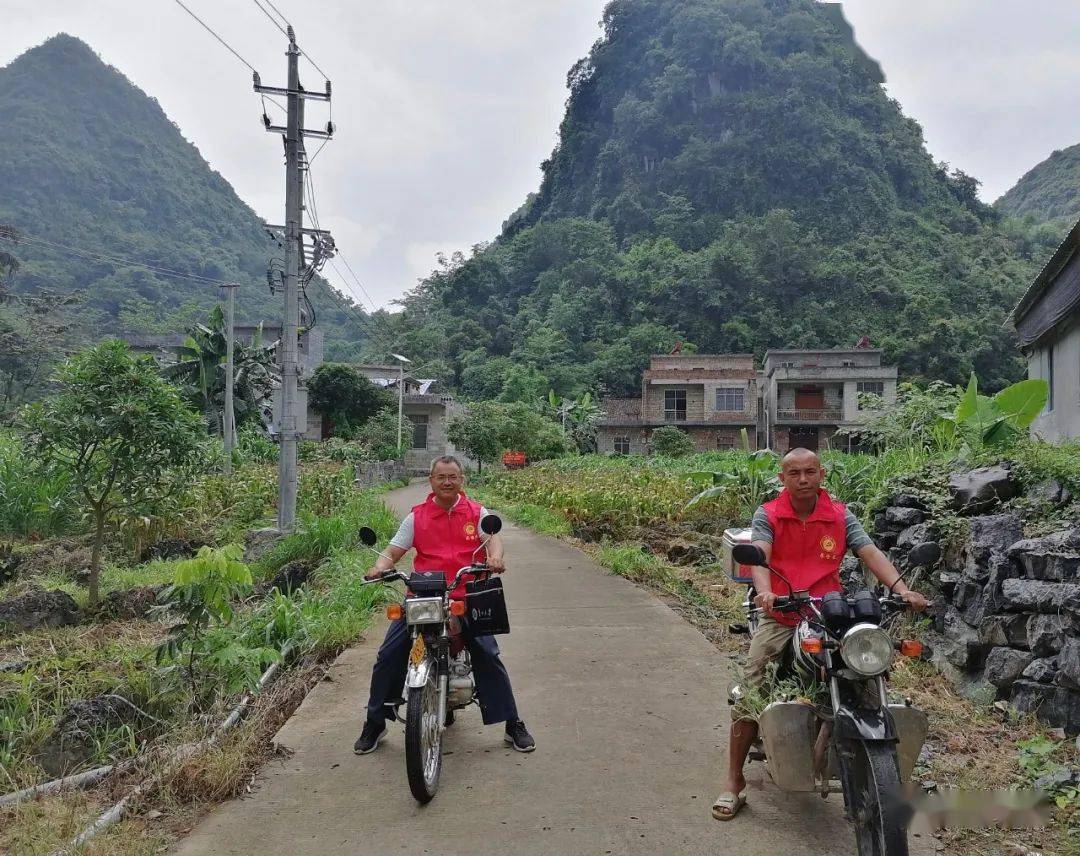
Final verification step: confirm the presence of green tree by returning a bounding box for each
[24,340,206,606]
[447,402,504,474]
[307,363,392,436]
[650,426,695,458]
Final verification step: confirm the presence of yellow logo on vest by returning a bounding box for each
[464,522,477,539]
[820,534,839,560]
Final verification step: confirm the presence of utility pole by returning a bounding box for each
[392,353,411,454]
[221,283,239,475]
[255,27,333,531]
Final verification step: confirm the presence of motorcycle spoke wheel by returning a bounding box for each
[845,741,909,856]
[405,667,444,803]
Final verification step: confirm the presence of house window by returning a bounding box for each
[411,414,429,449]
[842,360,856,368]
[613,436,631,455]
[715,387,745,412]
[857,381,885,397]
[780,361,796,368]
[664,389,687,421]
[716,435,736,450]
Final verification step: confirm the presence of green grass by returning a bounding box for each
[468,487,572,537]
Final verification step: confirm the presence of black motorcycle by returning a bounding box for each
[359,515,505,803]
[730,543,930,856]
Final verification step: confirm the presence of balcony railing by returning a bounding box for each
[776,408,844,423]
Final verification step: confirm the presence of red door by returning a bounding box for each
[795,386,824,410]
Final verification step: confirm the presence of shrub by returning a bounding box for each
[650,426,694,458]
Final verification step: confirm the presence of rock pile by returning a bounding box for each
[873,464,1080,734]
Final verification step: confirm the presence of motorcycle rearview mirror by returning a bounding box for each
[358,527,378,548]
[480,514,502,536]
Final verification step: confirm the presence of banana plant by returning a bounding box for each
[686,447,781,519]
[953,373,1048,448]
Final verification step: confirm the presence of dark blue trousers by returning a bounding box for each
[365,619,520,726]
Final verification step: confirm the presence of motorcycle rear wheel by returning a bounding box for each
[844,741,908,856]
[405,668,444,803]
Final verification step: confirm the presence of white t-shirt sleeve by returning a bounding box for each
[389,512,414,550]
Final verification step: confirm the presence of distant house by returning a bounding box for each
[762,348,897,453]
[1010,218,1080,442]
[596,354,761,454]
[128,325,325,441]
[353,364,466,473]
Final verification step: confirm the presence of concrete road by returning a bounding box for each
[174,481,935,856]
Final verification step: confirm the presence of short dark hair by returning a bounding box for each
[429,455,463,475]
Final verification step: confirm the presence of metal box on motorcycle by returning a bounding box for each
[722,528,756,583]
[756,701,930,792]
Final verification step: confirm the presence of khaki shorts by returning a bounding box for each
[732,616,794,722]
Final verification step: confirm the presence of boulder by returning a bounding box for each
[966,514,1023,569]
[890,493,927,510]
[1000,579,1080,613]
[98,585,167,620]
[978,614,1029,649]
[257,560,314,596]
[34,694,142,776]
[244,527,282,563]
[908,541,942,568]
[952,578,982,611]
[1028,614,1069,658]
[874,532,898,550]
[886,506,924,527]
[938,571,961,597]
[1017,550,1080,582]
[1029,479,1072,507]
[1059,639,1080,690]
[0,586,81,633]
[873,513,905,536]
[986,553,1021,589]
[960,582,994,627]
[1011,680,1080,734]
[941,607,987,671]
[984,647,1035,689]
[949,465,1020,514]
[897,523,932,551]
[1022,657,1058,684]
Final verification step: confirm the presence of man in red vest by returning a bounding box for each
[712,447,928,820]
[354,455,534,755]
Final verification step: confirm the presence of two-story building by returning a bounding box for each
[1009,217,1080,442]
[354,364,466,473]
[762,348,898,452]
[596,354,760,454]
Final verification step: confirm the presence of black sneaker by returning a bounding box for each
[353,719,386,755]
[504,719,535,753]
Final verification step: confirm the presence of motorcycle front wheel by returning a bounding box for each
[405,664,445,803]
[843,741,908,856]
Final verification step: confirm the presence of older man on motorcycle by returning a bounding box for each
[713,447,928,821]
[354,455,535,755]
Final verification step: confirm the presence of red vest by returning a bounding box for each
[762,489,847,627]
[412,492,486,599]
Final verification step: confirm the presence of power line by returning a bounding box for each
[335,249,381,313]
[250,0,289,39]
[170,0,256,72]
[261,0,293,28]
[11,233,242,286]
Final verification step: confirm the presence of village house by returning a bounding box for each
[353,364,466,474]
[761,347,898,453]
[1010,218,1080,442]
[596,354,760,454]
[128,324,325,440]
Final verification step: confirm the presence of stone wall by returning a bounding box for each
[872,465,1080,734]
[354,459,407,489]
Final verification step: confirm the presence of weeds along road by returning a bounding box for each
[173,480,935,856]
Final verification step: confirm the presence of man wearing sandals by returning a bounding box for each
[713,447,929,821]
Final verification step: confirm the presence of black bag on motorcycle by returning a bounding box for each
[464,576,511,636]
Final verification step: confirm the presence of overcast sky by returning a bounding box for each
[5,1,1080,311]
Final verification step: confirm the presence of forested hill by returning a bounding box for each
[382,0,1052,399]
[0,34,369,357]
[996,143,1080,226]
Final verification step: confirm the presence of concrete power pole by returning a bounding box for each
[255,27,333,532]
[221,282,239,475]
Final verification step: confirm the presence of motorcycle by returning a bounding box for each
[358,514,504,803]
[728,543,930,856]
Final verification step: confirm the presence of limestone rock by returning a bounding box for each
[948,465,1019,514]
[984,647,1035,689]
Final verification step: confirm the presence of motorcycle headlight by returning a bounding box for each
[405,597,445,625]
[840,623,894,676]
